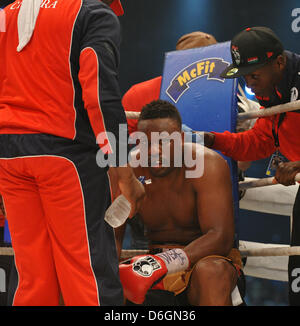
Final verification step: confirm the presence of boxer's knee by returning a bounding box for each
[187,257,237,305]
[194,258,235,286]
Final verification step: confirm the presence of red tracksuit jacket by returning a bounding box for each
[213,51,300,163]
[0,0,126,155]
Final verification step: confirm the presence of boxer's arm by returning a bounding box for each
[109,165,146,222]
[185,149,235,266]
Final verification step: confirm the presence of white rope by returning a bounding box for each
[1,245,294,283]
[2,246,298,258]
[239,173,300,190]
[240,246,300,257]
[1,243,298,282]
[118,244,300,260]
[237,99,300,120]
[1,246,297,259]
[0,247,14,256]
[3,245,299,259]
[240,241,289,281]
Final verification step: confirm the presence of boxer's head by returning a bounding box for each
[137,100,183,177]
[175,31,217,51]
[220,27,285,98]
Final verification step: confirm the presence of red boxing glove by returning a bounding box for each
[119,255,167,304]
[119,249,190,304]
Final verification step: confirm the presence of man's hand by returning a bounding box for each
[114,166,145,218]
[119,254,168,304]
[275,161,300,186]
[204,132,215,148]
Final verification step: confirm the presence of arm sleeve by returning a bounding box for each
[78,3,127,164]
[212,117,276,161]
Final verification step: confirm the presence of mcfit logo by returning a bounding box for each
[166,58,229,103]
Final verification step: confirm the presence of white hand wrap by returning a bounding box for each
[156,248,190,274]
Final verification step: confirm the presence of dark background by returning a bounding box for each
[118,0,300,95]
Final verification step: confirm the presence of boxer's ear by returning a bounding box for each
[275,54,286,71]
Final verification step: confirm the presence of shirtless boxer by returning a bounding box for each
[115,100,244,306]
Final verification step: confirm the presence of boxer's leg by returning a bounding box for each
[0,158,60,306]
[288,187,300,305]
[186,256,238,306]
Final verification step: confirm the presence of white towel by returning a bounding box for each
[17,0,42,52]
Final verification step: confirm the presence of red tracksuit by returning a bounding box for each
[0,0,126,305]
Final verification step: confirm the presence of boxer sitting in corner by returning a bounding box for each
[113,100,245,306]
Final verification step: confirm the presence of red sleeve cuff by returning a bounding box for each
[211,131,233,152]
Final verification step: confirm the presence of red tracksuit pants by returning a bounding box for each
[0,134,122,306]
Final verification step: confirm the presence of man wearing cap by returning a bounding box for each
[0,0,146,306]
[205,26,300,305]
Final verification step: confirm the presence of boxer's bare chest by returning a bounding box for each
[136,169,201,243]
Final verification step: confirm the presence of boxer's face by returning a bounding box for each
[137,118,182,177]
[243,55,285,97]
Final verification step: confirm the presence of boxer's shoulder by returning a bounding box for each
[183,142,226,170]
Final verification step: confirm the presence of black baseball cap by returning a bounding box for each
[220,26,284,79]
